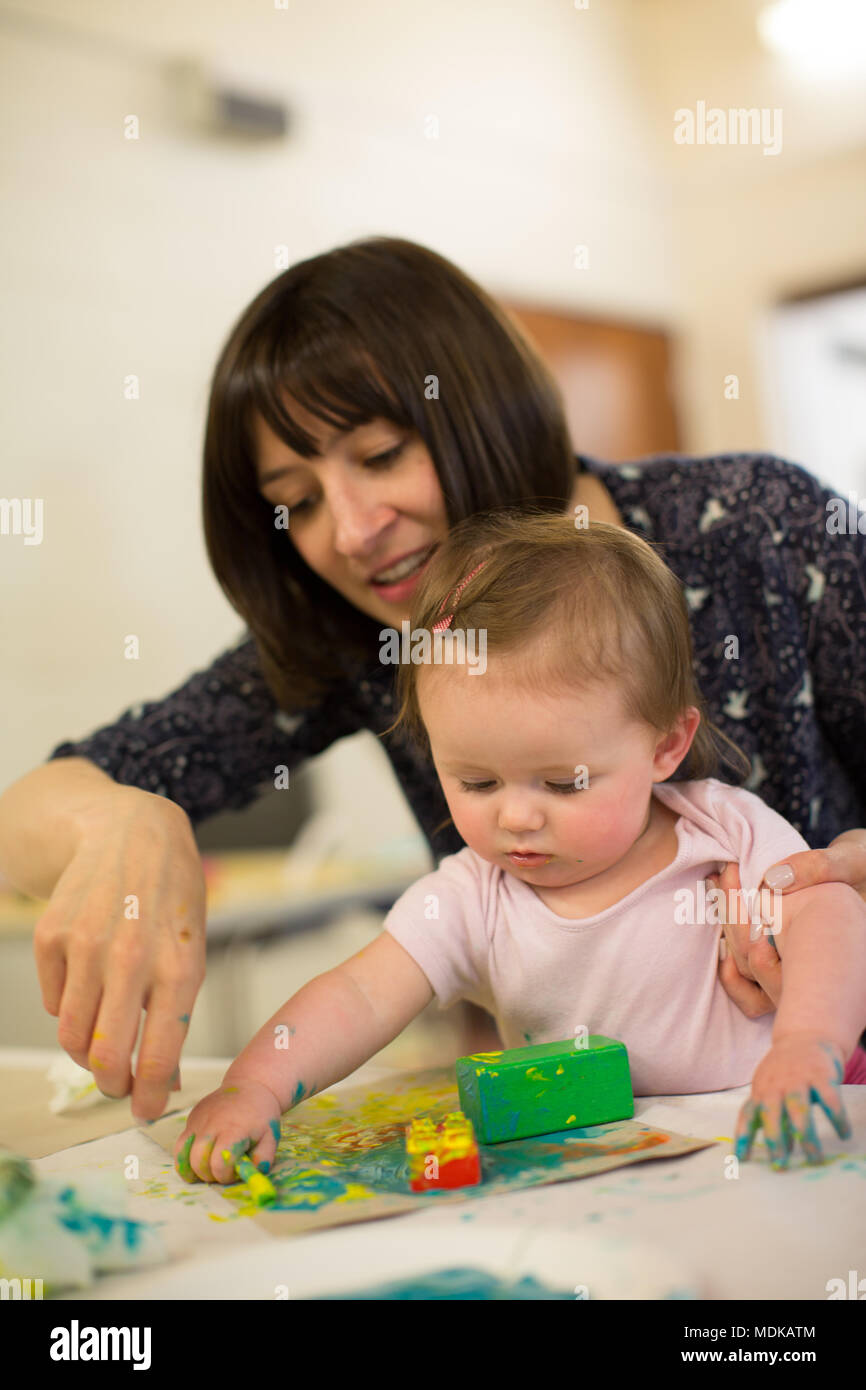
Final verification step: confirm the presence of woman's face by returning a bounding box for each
[253,401,450,626]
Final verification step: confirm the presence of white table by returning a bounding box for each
[8,1049,865,1300]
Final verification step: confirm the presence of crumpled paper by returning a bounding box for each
[45,1055,105,1115]
[0,1149,166,1293]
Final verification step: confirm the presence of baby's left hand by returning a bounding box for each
[735,1034,852,1169]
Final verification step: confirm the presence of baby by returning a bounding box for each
[175,513,866,1183]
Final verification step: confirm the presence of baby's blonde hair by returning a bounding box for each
[383,509,750,785]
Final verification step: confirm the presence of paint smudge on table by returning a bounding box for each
[316,1267,575,1300]
[799,1152,866,1180]
[219,1067,695,1219]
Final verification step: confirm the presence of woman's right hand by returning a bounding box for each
[33,788,206,1122]
[709,861,783,1017]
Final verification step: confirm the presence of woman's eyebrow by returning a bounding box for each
[256,421,383,487]
[258,459,303,487]
[258,428,344,486]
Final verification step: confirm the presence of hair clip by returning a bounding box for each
[432,559,488,633]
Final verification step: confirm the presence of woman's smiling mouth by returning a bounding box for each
[368,544,438,597]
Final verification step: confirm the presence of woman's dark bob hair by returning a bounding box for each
[202,236,577,709]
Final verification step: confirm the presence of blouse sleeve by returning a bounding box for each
[773,458,866,802]
[45,632,367,824]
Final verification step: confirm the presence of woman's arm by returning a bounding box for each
[0,756,121,901]
[2,635,370,1120]
[0,757,208,1121]
[44,634,366,825]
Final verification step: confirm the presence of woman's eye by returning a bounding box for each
[365,442,404,467]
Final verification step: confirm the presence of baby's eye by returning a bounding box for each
[547,782,582,794]
[458,780,495,792]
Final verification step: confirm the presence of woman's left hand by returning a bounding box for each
[709,828,866,1018]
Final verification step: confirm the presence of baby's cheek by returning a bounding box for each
[565,800,634,855]
[452,803,489,849]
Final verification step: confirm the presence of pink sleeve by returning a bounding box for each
[703,781,812,899]
[383,849,492,1010]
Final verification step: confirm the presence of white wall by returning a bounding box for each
[0,0,682,828]
[2,0,864,840]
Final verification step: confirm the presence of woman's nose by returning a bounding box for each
[329,484,398,558]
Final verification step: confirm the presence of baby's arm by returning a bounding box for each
[770,881,866,1055]
[174,933,433,1182]
[735,881,866,1167]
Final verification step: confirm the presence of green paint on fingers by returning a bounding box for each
[176,1133,200,1183]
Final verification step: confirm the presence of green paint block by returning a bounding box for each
[455,1036,633,1144]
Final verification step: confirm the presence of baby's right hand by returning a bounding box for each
[173,1077,283,1183]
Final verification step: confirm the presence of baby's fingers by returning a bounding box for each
[809,1080,852,1142]
[782,1093,824,1165]
[734,1099,763,1161]
[174,1130,201,1183]
[211,1135,255,1184]
[735,1097,790,1167]
[248,1115,283,1175]
[174,1123,248,1183]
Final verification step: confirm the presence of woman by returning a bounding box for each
[1,236,864,1122]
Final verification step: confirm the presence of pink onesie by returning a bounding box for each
[385,778,866,1094]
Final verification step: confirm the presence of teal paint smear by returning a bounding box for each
[269,1118,281,1145]
[178,1014,190,1025]
[56,1187,147,1252]
[269,1172,348,1210]
[262,1119,656,1212]
[316,1267,576,1300]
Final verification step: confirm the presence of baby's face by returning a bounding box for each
[419,659,689,890]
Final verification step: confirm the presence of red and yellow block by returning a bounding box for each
[405,1111,481,1192]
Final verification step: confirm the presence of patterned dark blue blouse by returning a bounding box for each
[47,453,866,861]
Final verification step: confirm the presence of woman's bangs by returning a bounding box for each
[248,327,409,457]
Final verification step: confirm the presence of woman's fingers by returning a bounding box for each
[54,938,105,1071]
[33,910,67,1018]
[718,948,775,1017]
[707,864,755,976]
[86,924,154,1100]
[709,862,781,1014]
[30,791,207,1113]
[762,838,866,899]
[742,930,783,1008]
[132,979,202,1123]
